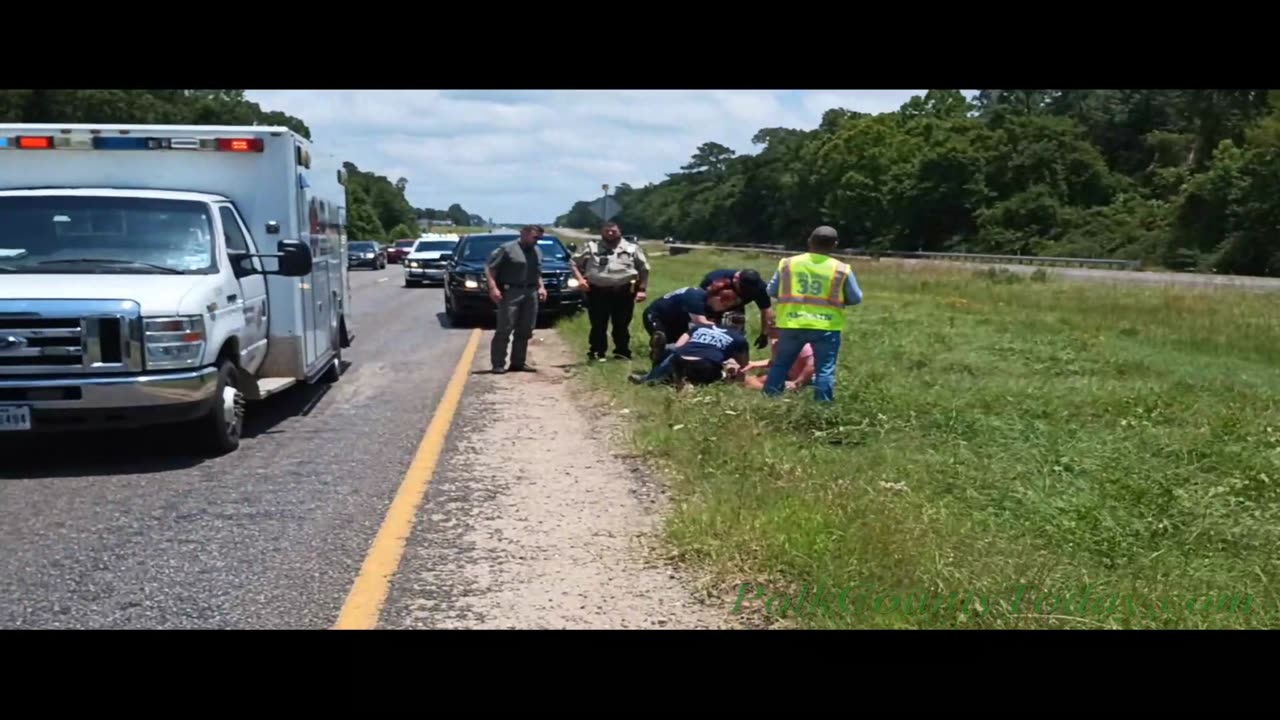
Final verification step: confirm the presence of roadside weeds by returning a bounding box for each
[548,250,1280,630]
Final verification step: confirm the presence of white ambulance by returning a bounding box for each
[0,124,355,455]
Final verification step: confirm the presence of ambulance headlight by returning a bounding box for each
[144,316,206,369]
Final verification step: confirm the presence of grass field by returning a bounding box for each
[419,226,493,236]
[553,249,1280,628]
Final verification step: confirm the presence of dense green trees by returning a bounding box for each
[559,90,1280,276]
[0,89,487,245]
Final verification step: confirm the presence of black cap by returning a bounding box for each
[737,268,765,295]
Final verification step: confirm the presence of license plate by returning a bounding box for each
[0,405,32,431]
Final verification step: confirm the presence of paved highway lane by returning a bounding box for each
[0,266,473,629]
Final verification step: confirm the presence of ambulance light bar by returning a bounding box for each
[0,134,264,152]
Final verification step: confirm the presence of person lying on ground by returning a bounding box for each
[699,268,774,349]
[739,329,814,391]
[628,317,750,388]
[641,285,741,368]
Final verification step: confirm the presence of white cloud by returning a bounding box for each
[245,89,942,223]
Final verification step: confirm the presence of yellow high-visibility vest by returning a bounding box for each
[774,253,850,331]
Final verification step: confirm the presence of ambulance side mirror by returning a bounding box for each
[274,239,313,277]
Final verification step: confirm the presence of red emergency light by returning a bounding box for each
[217,138,263,153]
[17,136,52,149]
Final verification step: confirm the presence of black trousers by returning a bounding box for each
[587,285,636,357]
[642,306,687,344]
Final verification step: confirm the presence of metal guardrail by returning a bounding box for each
[661,242,1141,270]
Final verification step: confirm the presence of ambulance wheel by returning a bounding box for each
[320,321,343,383]
[321,348,343,383]
[195,359,244,456]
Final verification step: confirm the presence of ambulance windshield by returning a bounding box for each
[0,195,216,274]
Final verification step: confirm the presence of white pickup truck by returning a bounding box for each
[0,123,355,455]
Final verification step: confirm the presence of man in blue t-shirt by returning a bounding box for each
[640,285,740,367]
[629,317,751,387]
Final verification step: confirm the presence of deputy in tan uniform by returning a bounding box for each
[573,221,650,361]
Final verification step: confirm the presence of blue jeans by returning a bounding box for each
[763,329,842,402]
[640,352,720,385]
[640,352,679,383]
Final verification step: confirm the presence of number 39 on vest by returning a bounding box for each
[775,253,851,331]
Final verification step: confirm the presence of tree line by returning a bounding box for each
[0,89,487,245]
[557,90,1280,277]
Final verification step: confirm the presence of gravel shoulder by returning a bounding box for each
[381,326,733,629]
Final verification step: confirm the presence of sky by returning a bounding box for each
[245,90,937,224]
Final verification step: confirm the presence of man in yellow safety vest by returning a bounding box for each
[762,225,863,402]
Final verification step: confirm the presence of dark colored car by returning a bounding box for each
[444,233,585,326]
[386,238,416,264]
[347,240,386,270]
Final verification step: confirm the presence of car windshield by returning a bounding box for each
[0,195,215,274]
[349,242,376,252]
[537,239,569,261]
[460,236,568,262]
[414,241,455,252]
[395,240,416,249]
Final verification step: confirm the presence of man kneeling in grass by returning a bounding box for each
[629,312,751,388]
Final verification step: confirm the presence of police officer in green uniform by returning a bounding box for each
[485,225,547,373]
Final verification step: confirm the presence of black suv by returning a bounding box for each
[444,233,585,326]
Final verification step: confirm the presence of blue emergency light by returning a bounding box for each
[93,136,152,150]
[0,137,8,148]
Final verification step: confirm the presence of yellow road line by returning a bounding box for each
[333,327,482,630]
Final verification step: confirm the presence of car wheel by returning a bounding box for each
[445,294,468,326]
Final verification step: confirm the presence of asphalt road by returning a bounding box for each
[0,264,473,629]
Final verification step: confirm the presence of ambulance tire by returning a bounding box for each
[320,348,343,383]
[320,322,343,383]
[194,359,244,457]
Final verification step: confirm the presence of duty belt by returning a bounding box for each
[502,283,538,289]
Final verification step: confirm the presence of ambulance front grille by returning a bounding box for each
[0,301,143,375]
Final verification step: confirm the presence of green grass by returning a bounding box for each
[552,250,1280,628]
[421,226,493,235]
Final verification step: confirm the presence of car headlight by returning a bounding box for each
[365,252,375,258]
[408,260,421,268]
[464,274,481,289]
[566,277,580,288]
[144,316,206,370]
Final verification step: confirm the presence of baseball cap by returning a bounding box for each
[737,269,765,294]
